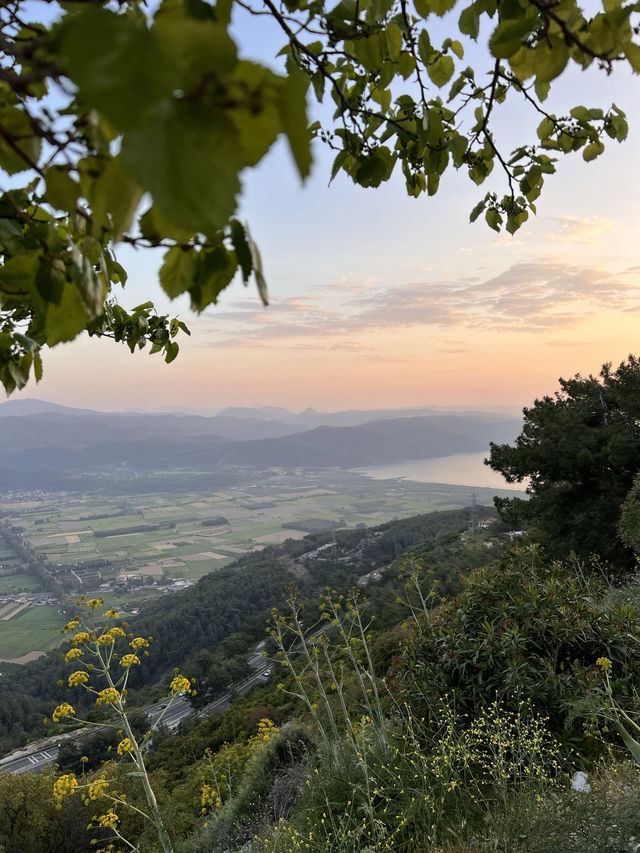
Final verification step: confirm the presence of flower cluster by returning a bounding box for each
[119,654,140,669]
[53,773,78,808]
[95,687,120,707]
[68,670,89,687]
[169,674,191,694]
[86,776,110,803]
[201,783,222,813]
[117,738,134,756]
[52,702,75,722]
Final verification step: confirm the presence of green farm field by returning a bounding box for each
[0,468,522,660]
[0,604,65,662]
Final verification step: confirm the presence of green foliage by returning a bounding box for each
[0,770,91,853]
[1,0,638,389]
[397,545,640,737]
[619,473,640,554]
[488,355,640,568]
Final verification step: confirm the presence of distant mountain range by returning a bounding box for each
[0,399,522,480]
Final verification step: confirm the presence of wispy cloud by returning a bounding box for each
[544,215,615,245]
[198,258,640,349]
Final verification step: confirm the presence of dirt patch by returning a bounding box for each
[181,552,227,561]
[124,564,164,577]
[0,650,46,665]
[2,602,30,620]
[151,543,176,551]
[49,531,86,538]
[0,602,16,617]
[252,530,308,544]
[65,535,80,544]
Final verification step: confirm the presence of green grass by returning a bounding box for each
[0,573,43,594]
[0,604,65,660]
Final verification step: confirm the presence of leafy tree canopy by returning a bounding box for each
[487,355,640,568]
[0,0,637,392]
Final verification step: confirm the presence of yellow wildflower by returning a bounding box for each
[52,702,75,722]
[86,597,104,609]
[53,773,77,807]
[103,608,119,619]
[65,647,83,661]
[68,671,89,687]
[119,654,140,668]
[97,811,119,829]
[87,777,109,800]
[129,637,150,650]
[596,656,612,671]
[70,632,90,646]
[108,626,125,639]
[95,687,120,707]
[61,619,80,634]
[169,674,191,694]
[96,633,115,646]
[117,738,133,755]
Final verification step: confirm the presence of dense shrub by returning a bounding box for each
[396,545,640,736]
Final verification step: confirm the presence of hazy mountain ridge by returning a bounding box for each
[0,401,521,476]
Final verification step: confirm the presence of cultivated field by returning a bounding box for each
[0,468,519,661]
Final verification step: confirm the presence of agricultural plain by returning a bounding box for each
[0,467,518,662]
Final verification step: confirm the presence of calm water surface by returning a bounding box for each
[351,451,522,490]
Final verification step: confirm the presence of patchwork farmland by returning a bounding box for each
[0,468,515,662]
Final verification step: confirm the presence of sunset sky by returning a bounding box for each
[12,18,640,414]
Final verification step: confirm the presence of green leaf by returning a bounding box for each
[459,4,480,39]
[386,23,403,60]
[57,8,173,130]
[418,30,433,66]
[43,282,89,345]
[533,40,569,84]
[160,247,199,298]
[583,141,605,161]
[139,207,195,245]
[397,52,416,79]
[230,220,253,283]
[570,106,591,122]
[469,198,486,222]
[415,0,456,15]
[278,66,312,179]
[33,351,43,382]
[536,117,555,140]
[485,207,501,231]
[246,225,268,306]
[190,246,238,310]
[490,18,535,59]
[0,252,40,297]
[86,156,143,241]
[624,42,640,72]
[70,241,104,318]
[427,54,455,87]
[165,341,179,364]
[122,104,242,235]
[45,166,79,212]
[152,16,237,94]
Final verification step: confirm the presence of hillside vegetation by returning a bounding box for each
[4,359,640,853]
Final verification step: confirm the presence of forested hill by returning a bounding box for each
[197,415,521,468]
[0,505,491,755]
